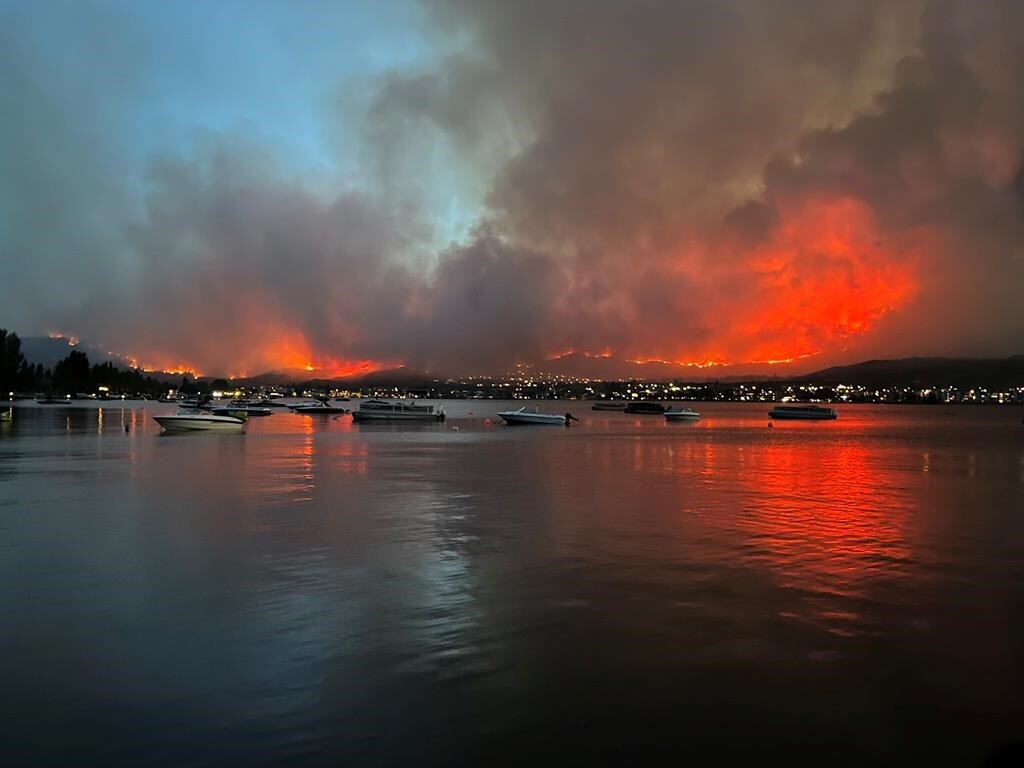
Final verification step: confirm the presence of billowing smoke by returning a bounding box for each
[3,0,1023,376]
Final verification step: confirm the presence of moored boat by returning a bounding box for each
[152,412,246,432]
[178,396,212,409]
[218,400,273,416]
[768,404,837,420]
[498,407,567,425]
[352,400,445,421]
[665,408,700,421]
[592,401,628,411]
[290,399,349,414]
[210,405,272,418]
[624,401,666,414]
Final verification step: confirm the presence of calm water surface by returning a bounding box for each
[2,401,1023,765]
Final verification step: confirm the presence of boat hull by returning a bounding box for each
[211,406,273,417]
[498,410,567,425]
[624,403,666,414]
[768,409,837,420]
[665,410,700,421]
[153,415,245,432]
[591,402,628,411]
[352,410,444,422]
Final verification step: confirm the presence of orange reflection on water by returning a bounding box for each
[244,415,370,509]
[298,415,315,501]
[238,415,317,507]
[736,433,913,606]
[330,439,369,476]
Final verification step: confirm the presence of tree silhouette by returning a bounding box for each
[52,350,92,395]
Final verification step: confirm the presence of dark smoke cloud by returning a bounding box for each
[1,2,144,322]
[3,0,1023,375]
[396,0,1024,366]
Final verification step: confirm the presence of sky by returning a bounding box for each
[2,0,1023,378]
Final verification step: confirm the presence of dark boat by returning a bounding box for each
[592,401,628,411]
[178,395,213,409]
[210,404,273,417]
[768,404,838,420]
[290,399,349,414]
[624,401,666,414]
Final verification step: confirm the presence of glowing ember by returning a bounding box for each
[48,331,79,347]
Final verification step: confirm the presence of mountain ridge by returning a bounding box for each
[17,336,1024,387]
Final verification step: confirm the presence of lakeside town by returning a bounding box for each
[3,329,1023,406]
[362,376,1024,405]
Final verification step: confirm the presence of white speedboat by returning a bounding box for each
[768,405,837,420]
[152,412,246,432]
[665,408,700,421]
[498,407,567,425]
[352,399,445,422]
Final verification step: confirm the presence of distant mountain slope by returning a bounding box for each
[18,333,1024,388]
[19,336,191,383]
[802,356,1024,387]
[20,336,110,368]
[237,366,431,388]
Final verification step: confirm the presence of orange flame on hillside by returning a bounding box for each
[217,330,389,379]
[48,331,79,346]
[49,327,388,381]
[131,333,388,380]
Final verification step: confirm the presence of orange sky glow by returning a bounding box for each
[48,197,930,379]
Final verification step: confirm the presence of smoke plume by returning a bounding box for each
[3,0,1023,376]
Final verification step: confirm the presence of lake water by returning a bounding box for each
[2,400,1023,765]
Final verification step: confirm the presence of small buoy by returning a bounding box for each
[483,418,493,426]
[124,424,130,433]
[451,425,460,432]
[768,421,774,428]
